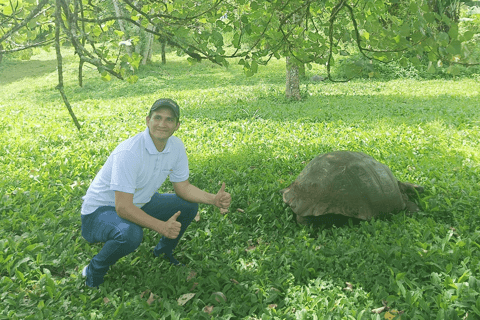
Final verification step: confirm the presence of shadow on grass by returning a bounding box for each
[0,58,57,85]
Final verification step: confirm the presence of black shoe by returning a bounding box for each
[152,250,185,266]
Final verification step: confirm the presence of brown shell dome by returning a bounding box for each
[282,151,423,225]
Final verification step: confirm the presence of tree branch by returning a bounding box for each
[0,0,51,45]
[54,0,81,131]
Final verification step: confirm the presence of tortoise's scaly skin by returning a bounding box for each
[282,151,420,224]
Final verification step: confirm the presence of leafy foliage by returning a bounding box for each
[0,50,480,319]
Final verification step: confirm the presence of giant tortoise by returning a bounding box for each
[282,151,424,225]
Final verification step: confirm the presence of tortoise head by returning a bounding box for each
[398,181,424,198]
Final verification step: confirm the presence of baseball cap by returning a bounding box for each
[149,98,180,119]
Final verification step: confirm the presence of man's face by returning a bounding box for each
[146,107,180,144]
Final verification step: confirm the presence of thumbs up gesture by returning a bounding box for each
[214,182,231,212]
[162,211,182,239]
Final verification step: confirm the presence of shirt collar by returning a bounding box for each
[143,127,171,154]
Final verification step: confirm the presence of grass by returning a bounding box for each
[1,48,480,319]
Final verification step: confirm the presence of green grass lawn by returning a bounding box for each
[1,49,480,319]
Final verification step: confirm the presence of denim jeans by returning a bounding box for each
[81,193,198,287]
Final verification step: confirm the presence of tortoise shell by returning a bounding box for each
[282,151,422,224]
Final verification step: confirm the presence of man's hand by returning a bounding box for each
[161,211,182,239]
[214,182,231,212]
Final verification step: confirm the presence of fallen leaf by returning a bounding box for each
[344,282,353,291]
[194,213,201,222]
[371,306,386,314]
[103,297,110,304]
[236,208,245,213]
[268,304,277,309]
[384,310,402,320]
[177,293,196,306]
[230,278,239,284]
[203,305,214,314]
[211,291,227,303]
[190,282,199,291]
[245,245,256,252]
[147,292,156,305]
[187,270,197,281]
[140,289,151,298]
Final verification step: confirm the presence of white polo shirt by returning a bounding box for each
[81,128,189,215]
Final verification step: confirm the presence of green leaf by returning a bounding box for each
[362,30,370,40]
[462,31,474,42]
[447,65,460,76]
[436,32,449,47]
[423,12,435,23]
[446,40,461,55]
[250,60,258,74]
[3,5,13,15]
[448,24,458,40]
[15,269,25,283]
[27,30,36,40]
[127,75,138,84]
[92,25,102,37]
[101,71,111,82]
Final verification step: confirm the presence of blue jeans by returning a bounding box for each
[81,193,198,287]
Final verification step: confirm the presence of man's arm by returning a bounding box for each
[115,191,181,239]
[173,180,231,210]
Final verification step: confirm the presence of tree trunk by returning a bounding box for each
[161,39,166,64]
[299,63,306,79]
[75,0,86,87]
[141,25,154,65]
[286,56,301,100]
[55,0,81,131]
[113,0,132,55]
[78,59,84,87]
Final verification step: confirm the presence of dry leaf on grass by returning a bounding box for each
[190,282,199,291]
[236,208,245,213]
[140,289,151,298]
[384,310,402,320]
[371,306,386,314]
[211,292,227,303]
[268,304,277,309]
[146,292,156,305]
[343,282,353,291]
[177,293,195,306]
[230,278,239,284]
[186,270,197,281]
[103,297,110,304]
[194,213,201,222]
[203,305,214,314]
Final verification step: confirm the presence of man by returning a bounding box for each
[80,98,231,288]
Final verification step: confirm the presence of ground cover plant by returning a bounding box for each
[1,49,480,319]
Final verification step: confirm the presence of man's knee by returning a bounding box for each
[115,222,143,252]
[180,201,198,219]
